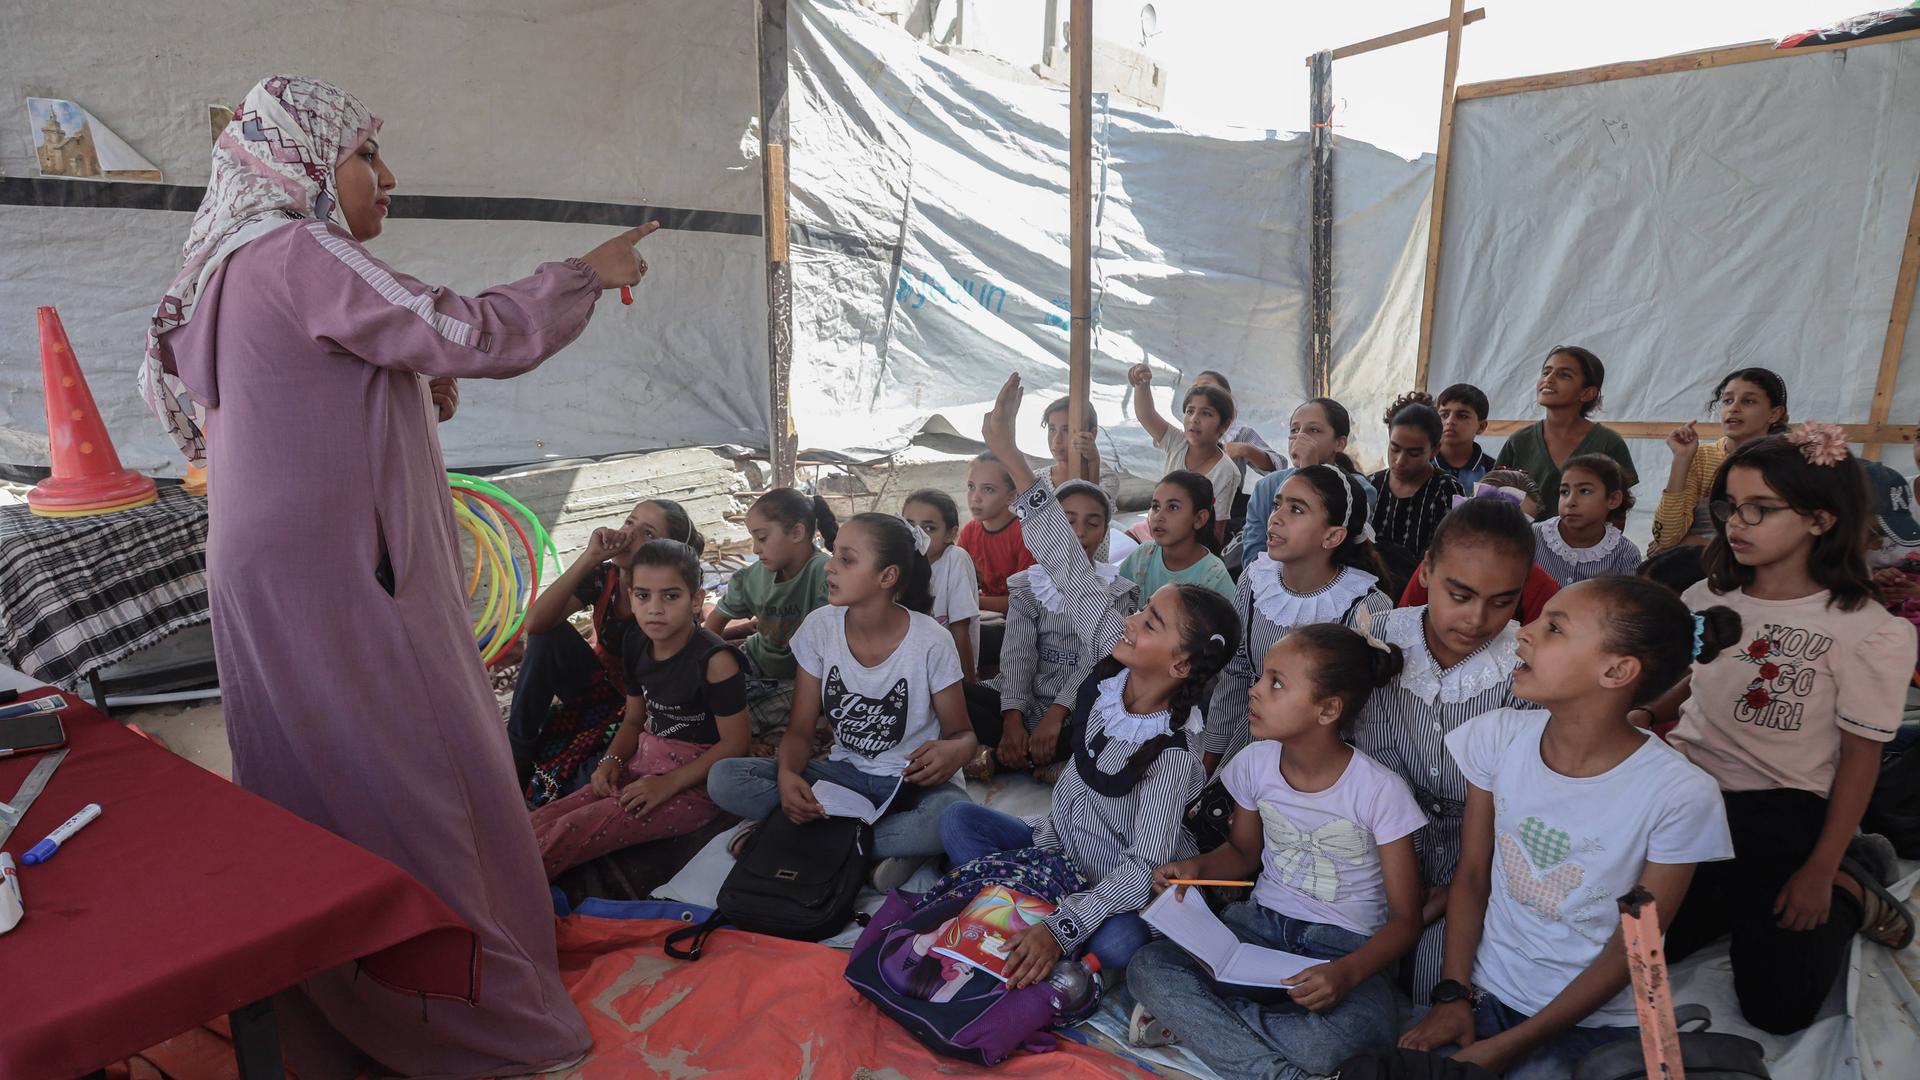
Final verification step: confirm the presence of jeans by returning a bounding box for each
[1663,787,1863,1034]
[1127,903,1393,1080]
[507,624,602,766]
[705,756,968,859]
[937,802,1153,968]
[1473,991,1637,1080]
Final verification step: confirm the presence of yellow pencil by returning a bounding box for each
[1165,878,1256,888]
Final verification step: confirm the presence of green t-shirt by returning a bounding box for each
[1117,544,1237,603]
[715,549,830,679]
[1493,421,1639,519]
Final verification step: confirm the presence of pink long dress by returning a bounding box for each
[162,217,597,1077]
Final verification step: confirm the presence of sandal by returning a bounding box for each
[1126,1003,1179,1049]
[727,821,760,860]
[1841,835,1915,950]
[963,746,997,784]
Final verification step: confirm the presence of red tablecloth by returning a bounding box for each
[0,688,478,1079]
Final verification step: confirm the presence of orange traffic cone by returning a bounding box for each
[27,306,158,518]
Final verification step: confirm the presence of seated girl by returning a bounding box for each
[1397,471,1562,627]
[1043,395,1122,507]
[532,540,751,879]
[1651,366,1789,552]
[1242,397,1378,561]
[971,480,1140,780]
[706,514,977,880]
[938,374,1240,982]
[1129,625,1425,1080]
[1129,363,1241,539]
[903,489,980,681]
[509,497,702,801]
[1534,454,1642,586]
[1205,465,1394,774]
[704,488,835,736]
[1400,576,1737,1078]
[1368,397,1465,567]
[1352,496,1534,1003]
[1118,470,1236,602]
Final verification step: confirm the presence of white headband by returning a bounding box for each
[897,516,932,557]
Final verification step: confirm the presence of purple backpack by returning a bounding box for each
[843,847,1098,1067]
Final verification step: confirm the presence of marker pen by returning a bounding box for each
[0,852,20,934]
[0,695,65,721]
[22,802,100,865]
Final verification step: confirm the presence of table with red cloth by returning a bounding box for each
[0,685,479,1079]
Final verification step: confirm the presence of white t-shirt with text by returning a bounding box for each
[791,605,965,784]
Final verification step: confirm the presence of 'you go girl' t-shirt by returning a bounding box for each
[790,605,965,784]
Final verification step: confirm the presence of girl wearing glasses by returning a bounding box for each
[1652,428,1915,1035]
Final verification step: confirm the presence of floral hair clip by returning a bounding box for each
[1786,422,1849,467]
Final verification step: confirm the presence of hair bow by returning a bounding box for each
[1450,484,1527,511]
[898,516,932,556]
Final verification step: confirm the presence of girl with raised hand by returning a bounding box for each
[706,514,977,880]
[1352,496,1536,1003]
[976,480,1140,779]
[1651,367,1790,552]
[940,375,1240,984]
[1129,363,1242,536]
[1401,576,1737,1077]
[1657,428,1917,1033]
[1204,465,1394,775]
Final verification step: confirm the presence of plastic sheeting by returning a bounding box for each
[786,0,1433,474]
[0,0,767,473]
[1430,35,1920,486]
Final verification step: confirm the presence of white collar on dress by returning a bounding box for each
[1536,519,1627,566]
[1027,561,1122,615]
[1376,606,1521,706]
[1093,669,1195,743]
[1247,554,1377,628]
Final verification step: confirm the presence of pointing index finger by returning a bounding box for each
[623,220,663,244]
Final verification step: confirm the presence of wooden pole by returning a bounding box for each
[1066,0,1092,479]
[1413,0,1467,393]
[1308,50,1333,398]
[1617,887,1686,1080]
[757,0,797,487]
[1305,7,1485,65]
[1866,169,1920,458]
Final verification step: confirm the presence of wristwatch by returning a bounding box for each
[1429,979,1478,1007]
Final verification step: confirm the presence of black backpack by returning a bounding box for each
[665,811,870,959]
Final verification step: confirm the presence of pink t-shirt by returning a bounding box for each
[1669,582,1915,794]
[1221,740,1426,937]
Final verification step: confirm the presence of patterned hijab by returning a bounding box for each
[139,75,381,464]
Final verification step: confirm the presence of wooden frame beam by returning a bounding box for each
[1866,168,1920,456]
[1484,420,1918,444]
[1306,7,1485,65]
[1412,0,1466,393]
[1065,0,1092,479]
[1458,25,1920,101]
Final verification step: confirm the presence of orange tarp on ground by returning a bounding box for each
[115,916,1158,1079]
[554,915,1156,1078]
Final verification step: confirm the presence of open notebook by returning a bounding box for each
[1141,888,1319,989]
[811,777,903,824]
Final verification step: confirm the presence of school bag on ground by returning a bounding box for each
[1570,1005,1770,1079]
[665,810,868,958]
[1864,741,1920,858]
[1333,1049,1495,1080]
[844,847,1098,1066]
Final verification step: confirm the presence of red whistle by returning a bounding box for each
[620,286,633,305]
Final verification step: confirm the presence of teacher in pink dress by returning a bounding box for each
[139,75,651,1077]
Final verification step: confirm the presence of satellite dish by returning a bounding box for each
[1139,4,1159,42]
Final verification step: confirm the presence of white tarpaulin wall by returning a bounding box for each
[1430,37,1920,481]
[786,0,1432,474]
[0,0,769,475]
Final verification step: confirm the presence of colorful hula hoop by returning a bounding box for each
[447,473,560,667]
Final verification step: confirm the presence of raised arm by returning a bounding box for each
[1128,364,1171,444]
[525,528,628,635]
[982,375,1127,658]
